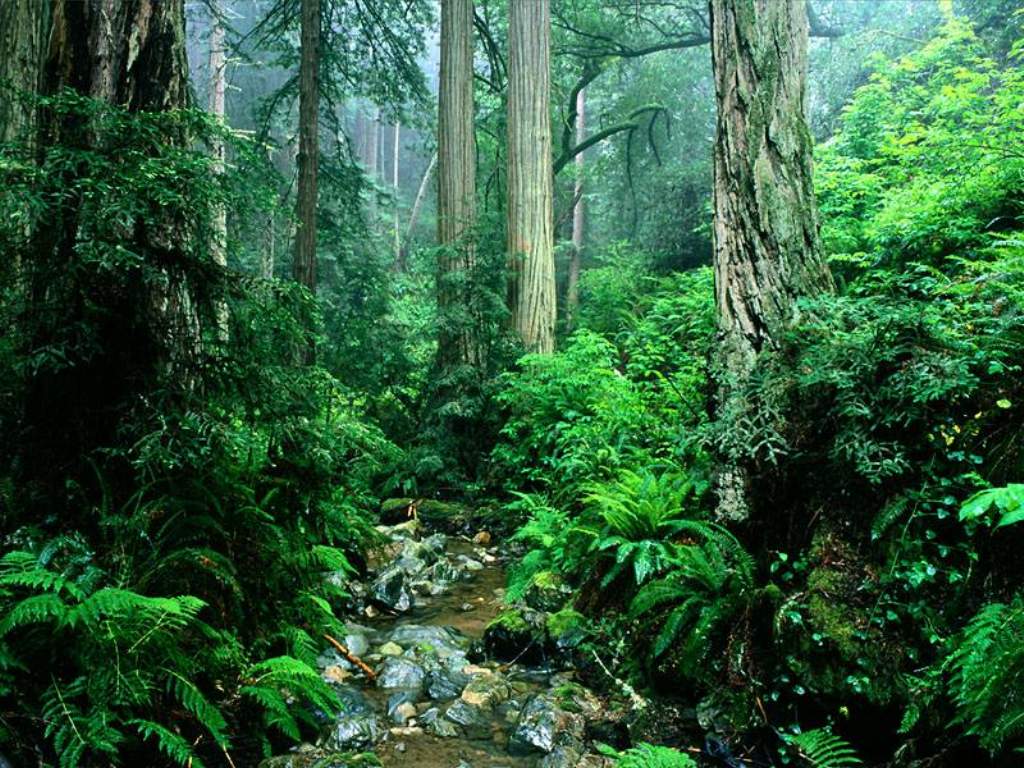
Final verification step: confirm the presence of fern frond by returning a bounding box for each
[788,728,863,767]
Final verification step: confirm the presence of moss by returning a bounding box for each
[487,609,529,633]
[546,608,584,638]
[530,570,562,590]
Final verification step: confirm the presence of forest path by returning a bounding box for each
[286,519,615,768]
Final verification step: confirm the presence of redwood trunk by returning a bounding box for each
[507,0,556,354]
[437,0,478,366]
[209,2,229,335]
[709,0,834,521]
[0,0,50,143]
[293,0,319,291]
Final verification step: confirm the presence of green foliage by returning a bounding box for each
[959,484,1024,528]
[629,523,754,664]
[596,742,697,768]
[944,599,1024,755]
[784,728,863,768]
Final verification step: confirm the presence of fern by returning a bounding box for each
[786,728,863,768]
[130,719,205,767]
[597,742,697,767]
[241,655,339,741]
[944,598,1024,754]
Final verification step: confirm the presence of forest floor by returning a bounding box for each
[263,517,621,768]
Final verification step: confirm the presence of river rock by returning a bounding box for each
[460,671,512,708]
[483,608,548,664]
[508,692,586,756]
[444,698,493,740]
[259,747,371,768]
[425,653,473,700]
[377,657,426,694]
[388,624,469,656]
[421,706,461,738]
[524,571,573,612]
[370,564,413,613]
[322,686,384,751]
[378,641,403,657]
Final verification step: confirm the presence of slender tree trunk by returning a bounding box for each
[437,0,478,366]
[208,1,229,337]
[709,0,834,522]
[566,87,585,331]
[365,108,379,177]
[392,122,401,266]
[399,151,436,270]
[507,0,556,354]
[293,0,319,291]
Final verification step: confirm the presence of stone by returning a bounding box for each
[259,748,372,768]
[460,672,511,708]
[370,564,413,613]
[377,641,403,657]
[421,706,460,738]
[508,693,585,756]
[388,624,469,656]
[524,571,573,613]
[322,686,385,751]
[473,531,492,545]
[444,698,493,740]
[377,657,426,695]
[483,608,547,664]
[458,555,484,572]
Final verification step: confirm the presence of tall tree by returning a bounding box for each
[507,0,556,353]
[436,0,478,366]
[0,0,50,143]
[209,1,229,335]
[709,0,834,521]
[566,87,585,330]
[293,0,320,290]
[392,122,401,265]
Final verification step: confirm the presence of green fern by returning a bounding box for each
[596,742,697,767]
[786,728,863,768]
[944,598,1024,754]
[241,655,339,741]
[629,521,754,665]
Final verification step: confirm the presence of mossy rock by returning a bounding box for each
[379,498,472,531]
[484,607,547,664]
[546,608,588,649]
[524,570,572,612]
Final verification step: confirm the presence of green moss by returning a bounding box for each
[530,570,562,590]
[546,608,584,638]
[488,609,529,633]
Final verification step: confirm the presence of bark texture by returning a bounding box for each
[208,2,229,335]
[0,0,51,143]
[566,87,585,330]
[507,0,556,354]
[710,0,834,521]
[293,0,320,291]
[437,0,478,366]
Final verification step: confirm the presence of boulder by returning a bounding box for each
[322,686,385,751]
[377,657,426,695]
[421,706,460,738]
[388,624,469,656]
[483,608,548,664]
[524,571,573,613]
[508,692,586,756]
[369,564,413,613]
[444,698,493,740]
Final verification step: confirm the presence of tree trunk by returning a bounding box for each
[293,0,319,291]
[437,0,478,366]
[0,0,50,143]
[709,0,834,521]
[209,1,229,337]
[566,87,585,331]
[399,151,436,270]
[507,0,556,354]
[392,122,401,266]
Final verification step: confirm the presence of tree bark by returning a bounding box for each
[437,0,478,366]
[507,0,556,354]
[0,0,50,143]
[209,1,229,336]
[293,0,319,291]
[709,0,834,521]
[392,122,401,266]
[566,87,585,331]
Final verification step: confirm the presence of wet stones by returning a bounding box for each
[508,691,586,756]
[322,686,385,751]
[369,564,413,613]
[377,657,427,696]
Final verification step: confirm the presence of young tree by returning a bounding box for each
[437,0,478,366]
[709,0,835,521]
[507,0,556,354]
[566,87,585,330]
[293,0,320,291]
[209,1,229,335]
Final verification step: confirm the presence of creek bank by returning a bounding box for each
[260,508,628,768]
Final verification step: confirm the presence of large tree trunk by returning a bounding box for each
[709,0,834,522]
[507,0,556,354]
[0,0,50,143]
[293,0,319,291]
[24,0,194,517]
[436,0,478,366]
[566,87,585,331]
[392,122,401,265]
[209,1,229,336]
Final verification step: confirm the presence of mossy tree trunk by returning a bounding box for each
[293,0,320,291]
[709,0,834,521]
[437,0,478,367]
[507,0,556,354]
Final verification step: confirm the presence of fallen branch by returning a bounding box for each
[324,634,378,682]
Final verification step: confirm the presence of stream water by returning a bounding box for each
[263,521,615,768]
